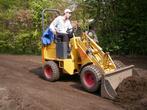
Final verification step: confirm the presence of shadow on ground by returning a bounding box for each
[29,67,100,95]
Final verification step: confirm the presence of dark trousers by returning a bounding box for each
[56,33,70,53]
[56,33,69,42]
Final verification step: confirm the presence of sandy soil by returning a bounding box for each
[0,54,147,110]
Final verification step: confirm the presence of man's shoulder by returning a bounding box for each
[56,16,63,20]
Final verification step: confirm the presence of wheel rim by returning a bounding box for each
[83,71,96,88]
[44,65,53,79]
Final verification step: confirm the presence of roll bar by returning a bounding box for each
[41,9,60,33]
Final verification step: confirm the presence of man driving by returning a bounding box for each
[49,9,73,42]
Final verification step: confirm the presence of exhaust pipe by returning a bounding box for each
[101,65,134,100]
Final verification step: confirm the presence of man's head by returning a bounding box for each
[64,9,72,19]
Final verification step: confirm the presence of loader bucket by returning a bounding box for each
[101,65,134,100]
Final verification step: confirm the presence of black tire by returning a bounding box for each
[80,65,102,92]
[43,61,60,82]
[113,60,125,69]
[114,60,139,76]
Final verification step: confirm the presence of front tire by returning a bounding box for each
[114,60,138,76]
[80,65,102,92]
[43,61,60,82]
[114,60,125,68]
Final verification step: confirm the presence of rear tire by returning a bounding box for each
[43,61,60,82]
[80,65,102,92]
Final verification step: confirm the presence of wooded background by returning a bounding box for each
[0,0,147,55]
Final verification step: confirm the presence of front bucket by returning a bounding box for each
[101,65,134,100]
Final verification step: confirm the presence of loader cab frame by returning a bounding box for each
[42,9,69,59]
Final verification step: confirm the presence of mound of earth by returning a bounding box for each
[114,76,147,110]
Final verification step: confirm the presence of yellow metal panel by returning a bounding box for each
[42,47,45,64]
[63,59,75,75]
[44,43,57,60]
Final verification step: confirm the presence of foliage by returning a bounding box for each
[0,0,147,55]
[0,0,68,54]
[83,0,147,55]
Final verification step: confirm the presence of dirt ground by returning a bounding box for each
[0,55,147,110]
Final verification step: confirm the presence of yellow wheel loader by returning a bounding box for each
[41,9,134,100]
